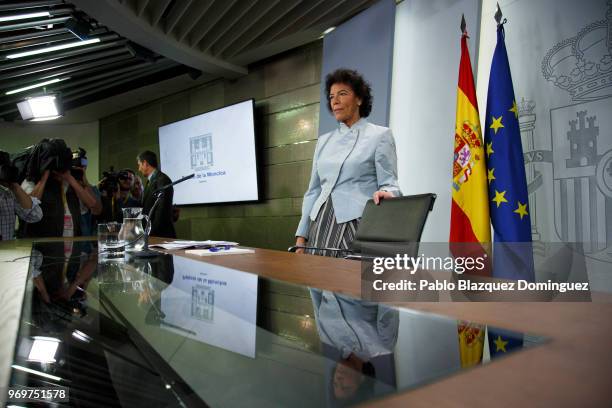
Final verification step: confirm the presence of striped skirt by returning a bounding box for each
[306,198,360,258]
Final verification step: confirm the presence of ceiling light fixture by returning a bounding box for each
[5,77,69,95]
[11,364,62,382]
[17,94,63,121]
[28,336,60,363]
[0,11,50,23]
[323,26,336,35]
[6,38,101,59]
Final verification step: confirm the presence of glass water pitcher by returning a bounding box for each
[118,207,150,251]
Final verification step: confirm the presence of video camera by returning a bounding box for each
[11,138,72,183]
[98,167,131,196]
[70,147,88,181]
[99,168,119,196]
[0,150,18,183]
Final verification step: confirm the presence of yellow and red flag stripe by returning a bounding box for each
[450,31,491,274]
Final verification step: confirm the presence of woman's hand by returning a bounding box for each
[373,190,394,205]
[295,236,307,254]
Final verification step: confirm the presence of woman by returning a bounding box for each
[295,69,401,256]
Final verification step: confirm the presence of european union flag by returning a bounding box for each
[484,24,535,281]
[487,327,523,359]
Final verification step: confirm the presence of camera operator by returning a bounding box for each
[97,169,121,223]
[70,148,102,236]
[21,157,99,239]
[97,168,141,223]
[126,169,144,203]
[0,150,42,240]
[118,169,141,208]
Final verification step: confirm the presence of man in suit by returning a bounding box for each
[137,151,176,238]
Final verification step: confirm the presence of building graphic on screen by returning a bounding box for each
[190,133,214,171]
[191,285,215,322]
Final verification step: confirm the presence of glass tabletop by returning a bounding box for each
[6,241,545,407]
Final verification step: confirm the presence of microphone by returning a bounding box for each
[154,173,195,194]
[132,173,194,258]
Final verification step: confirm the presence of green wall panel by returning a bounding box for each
[99,42,323,250]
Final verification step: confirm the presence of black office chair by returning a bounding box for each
[289,193,436,259]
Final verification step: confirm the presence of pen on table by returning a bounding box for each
[209,246,231,252]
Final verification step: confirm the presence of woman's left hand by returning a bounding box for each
[373,190,395,205]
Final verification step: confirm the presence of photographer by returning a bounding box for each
[0,150,42,240]
[118,169,141,208]
[97,168,139,222]
[70,148,102,236]
[97,169,121,223]
[20,140,98,239]
[126,169,144,203]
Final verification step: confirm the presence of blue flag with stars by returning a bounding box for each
[484,24,535,281]
[487,327,524,359]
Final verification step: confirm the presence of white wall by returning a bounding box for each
[390,0,481,242]
[0,121,100,182]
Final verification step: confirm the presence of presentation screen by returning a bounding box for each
[158,99,259,205]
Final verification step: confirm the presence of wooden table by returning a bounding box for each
[2,239,611,407]
[165,244,612,407]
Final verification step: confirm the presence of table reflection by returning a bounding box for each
[9,241,546,407]
[310,289,398,405]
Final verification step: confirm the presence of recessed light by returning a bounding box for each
[5,77,69,95]
[0,11,50,23]
[323,26,336,35]
[11,364,62,381]
[6,38,101,59]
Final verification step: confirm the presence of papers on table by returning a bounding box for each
[149,240,239,250]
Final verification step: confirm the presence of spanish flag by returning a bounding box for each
[458,321,485,368]
[450,18,491,274]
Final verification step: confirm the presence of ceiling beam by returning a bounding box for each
[136,0,150,17]
[52,60,153,90]
[72,0,246,77]
[0,59,149,107]
[0,1,64,12]
[0,61,180,118]
[0,41,129,73]
[0,16,71,32]
[163,0,193,34]
[174,0,213,43]
[198,0,256,53]
[61,64,193,114]
[212,0,281,57]
[0,28,110,52]
[302,0,372,31]
[259,0,329,44]
[0,53,135,89]
[187,0,238,48]
[150,0,173,27]
[222,0,302,59]
[62,60,177,100]
[0,28,68,45]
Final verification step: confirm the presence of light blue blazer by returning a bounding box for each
[296,118,401,238]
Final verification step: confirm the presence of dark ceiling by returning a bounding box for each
[0,0,380,123]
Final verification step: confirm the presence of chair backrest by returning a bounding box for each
[350,193,436,258]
